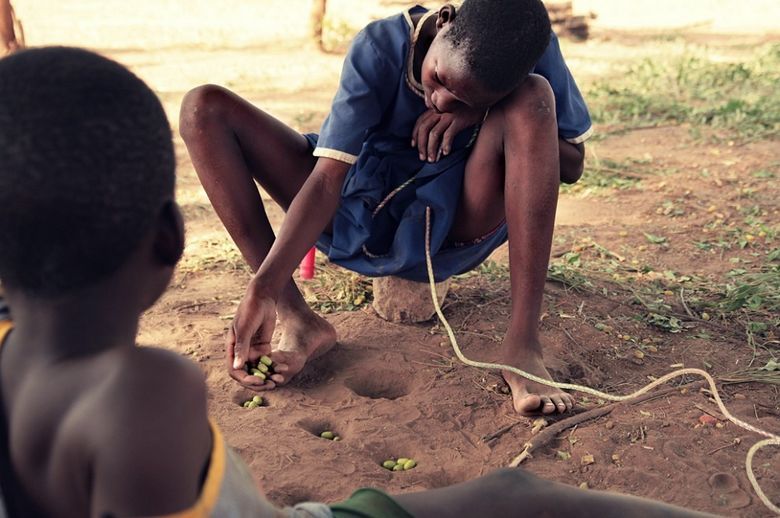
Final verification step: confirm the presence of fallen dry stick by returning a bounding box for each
[508,380,708,466]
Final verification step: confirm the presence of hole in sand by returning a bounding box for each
[297,417,343,441]
[344,371,410,400]
[266,486,313,507]
[232,390,269,408]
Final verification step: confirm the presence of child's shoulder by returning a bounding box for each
[100,346,208,427]
[86,347,213,515]
[357,8,416,52]
[115,346,205,390]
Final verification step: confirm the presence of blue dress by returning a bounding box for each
[308,5,592,282]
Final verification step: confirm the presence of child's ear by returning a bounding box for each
[153,201,185,267]
[437,4,456,28]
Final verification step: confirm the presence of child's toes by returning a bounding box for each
[540,396,557,414]
[514,393,542,415]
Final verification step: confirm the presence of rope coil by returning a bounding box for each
[422,207,779,514]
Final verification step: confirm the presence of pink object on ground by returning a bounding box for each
[300,247,316,280]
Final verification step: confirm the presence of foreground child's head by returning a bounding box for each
[0,47,181,306]
[421,0,551,112]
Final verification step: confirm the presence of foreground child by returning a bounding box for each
[0,46,710,518]
[181,0,591,415]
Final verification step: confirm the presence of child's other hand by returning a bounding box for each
[226,290,277,389]
[412,107,486,162]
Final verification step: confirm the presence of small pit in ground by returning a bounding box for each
[344,371,411,400]
[297,417,342,440]
[232,390,269,408]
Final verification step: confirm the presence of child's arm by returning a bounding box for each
[560,139,584,184]
[227,25,401,377]
[229,157,349,372]
[90,349,213,517]
[392,468,712,518]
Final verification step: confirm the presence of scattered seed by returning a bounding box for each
[320,431,335,440]
[382,460,397,470]
[403,459,417,470]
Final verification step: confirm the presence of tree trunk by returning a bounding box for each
[309,0,327,52]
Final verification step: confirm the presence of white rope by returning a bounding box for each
[422,207,779,514]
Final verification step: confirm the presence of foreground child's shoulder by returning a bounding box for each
[101,346,208,413]
[89,347,212,516]
[101,346,210,439]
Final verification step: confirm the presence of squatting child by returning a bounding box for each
[181,0,592,415]
[0,46,711,518]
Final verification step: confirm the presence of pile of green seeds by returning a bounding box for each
[242,395,263,409]
[320,430,342,441]
[246,355,275,380]
[381,457,417,471]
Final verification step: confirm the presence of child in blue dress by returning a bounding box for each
[180,0,592,416]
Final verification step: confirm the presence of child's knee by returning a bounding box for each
[179,84,231,141]
[499,74,557,128]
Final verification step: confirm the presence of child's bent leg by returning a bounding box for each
[450,75,574,415]
[179,85,336,383]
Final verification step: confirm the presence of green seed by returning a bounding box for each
[257,363,269,373]
[392,464,404,471]
[247,401,259,409]
[320,431,335,440]
[382,460,396,470]
[259,355,273,367]
[243,401,251,408]
[403,459,417,470]
[252,371,267,380]
[396,457,409,465]
[252,395,263,404]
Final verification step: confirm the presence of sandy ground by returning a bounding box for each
[8,1,780,515]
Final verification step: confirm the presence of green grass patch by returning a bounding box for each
[562,157,649,195]
[587,44,780,141]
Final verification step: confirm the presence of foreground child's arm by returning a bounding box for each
[228,157,349,373]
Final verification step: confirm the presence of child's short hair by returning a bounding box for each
[445,0,552,93]
[0,47,174,297]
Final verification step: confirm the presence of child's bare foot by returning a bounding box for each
[501,347,574,416]
[267,309,337,385]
